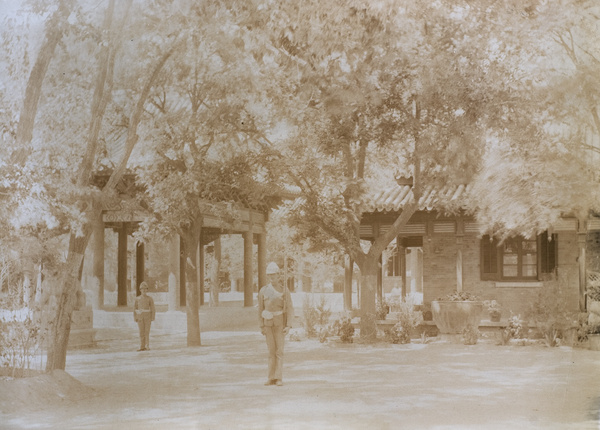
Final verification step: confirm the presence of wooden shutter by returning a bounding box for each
[481,235,498,280]
[540,231,557,274]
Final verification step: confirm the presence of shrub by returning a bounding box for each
[386,297,423,344]
[386,322,410,344]
[1,308,44,377]
[376,297,389,320]
[527,283,577,346]
[497,314,524,345]
[438,291,480,301]
[462,324,479,345]
[331,315,355,343]
[303,294,332,339]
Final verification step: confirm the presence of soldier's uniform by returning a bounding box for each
[134,290,155,351]
[258,278,294,385]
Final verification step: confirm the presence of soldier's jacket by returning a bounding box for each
[258,284,294,328]
[133,295,156,322]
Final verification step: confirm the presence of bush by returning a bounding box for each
[303,294,332,339]
[438,291,480,301]
[0,308,44,377]
[462,324,479,345]
[386,322,410,344]
[331,315,355,343]
[497,314,524,345]
[527,283,577,346]
[376,297,389,320]
[385,297,423,344]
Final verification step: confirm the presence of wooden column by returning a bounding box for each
[135,241,145,297]
[399,239,407,299]
[344,256,353,310]
[168,235,180,311]
[117,223,128,307]
[456,220,464,293]
[93,219,105,308]
[377,254,383,302]
[257,233,267,291]
[197,230,204,306]
[373,222,383,302]
[180,239,186,307]
[243,231,253,307]
[578,232,587,312]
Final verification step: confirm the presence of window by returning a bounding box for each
[481,232,557,281]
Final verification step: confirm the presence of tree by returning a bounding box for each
[1,0,185,370]
[468,0,600,238]
[133,0,282,346]
[252,0,589,339]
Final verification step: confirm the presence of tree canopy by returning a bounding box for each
[0,0,598,353]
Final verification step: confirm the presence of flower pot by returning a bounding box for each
[490,312,501,323]
[431,300,484,334]
[589,333,600,351]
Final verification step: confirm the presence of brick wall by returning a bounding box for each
[421,232,580,318]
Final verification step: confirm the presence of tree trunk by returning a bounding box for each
[182,226,201,346]
[44,0,118,372]
[12,0,74,166]
[45,230,92,371]
[357,256,379,341]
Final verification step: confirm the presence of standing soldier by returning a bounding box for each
[258,262,294,386]
[134,281,155,351]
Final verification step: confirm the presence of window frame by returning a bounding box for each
[480,232,557,282]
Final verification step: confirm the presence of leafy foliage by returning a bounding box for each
[437,291,480,302]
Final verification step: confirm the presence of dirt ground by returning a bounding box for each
[1,320,600,430]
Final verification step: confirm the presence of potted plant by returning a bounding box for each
[484,300,502,322]
[431,291,484,334]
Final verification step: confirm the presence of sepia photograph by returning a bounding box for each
[1,0,599,428]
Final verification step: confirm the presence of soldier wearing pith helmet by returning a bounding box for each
[258,262,294,386]
[133,281,155,351]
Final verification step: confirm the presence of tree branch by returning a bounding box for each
[104,38,184,191]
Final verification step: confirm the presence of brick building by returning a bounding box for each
[353,182,600,319]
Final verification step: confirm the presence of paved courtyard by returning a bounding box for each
[2,318,600,430]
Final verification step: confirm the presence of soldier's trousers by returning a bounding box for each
[137,314,152,349]
[264,324,285,381]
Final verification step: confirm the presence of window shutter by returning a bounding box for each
[540,231,557,273]
[481,235,498,280]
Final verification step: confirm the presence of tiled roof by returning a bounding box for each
[363,184,470,213]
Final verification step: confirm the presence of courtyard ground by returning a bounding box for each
[1,293,600,429]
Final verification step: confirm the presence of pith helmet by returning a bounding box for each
[139,281,149,290]
[266,262,280,275]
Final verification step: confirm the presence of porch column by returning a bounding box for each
[197,230,204,306]
[456,220,465,293]
[373,222,383,302]
[180,239,186,307]
[344,256,353,310]
[257,233,267,291]
[117,223,128,307]
[135,241,145,297]
[93,219,105,308]
[243,231,253,307]
[398,237,406,299]
[168,234,180,311]
[578,232,587,312]
[377,254,383,302]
